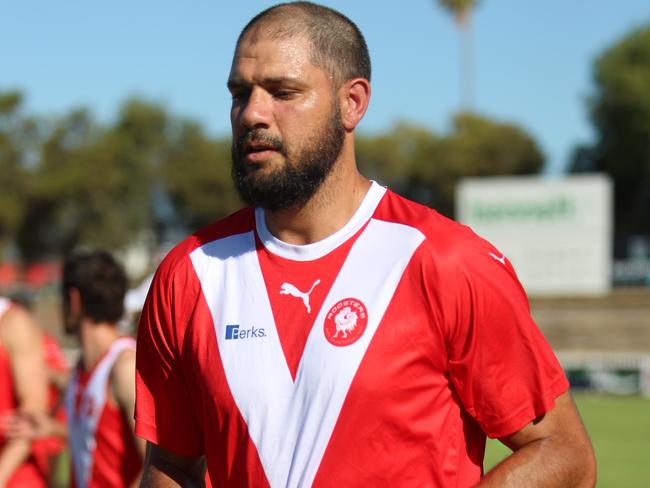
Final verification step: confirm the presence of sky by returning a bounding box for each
[2,1,649,175]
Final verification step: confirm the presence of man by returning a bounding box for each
[61,249,146,487]
[0,297,49,487]
[135,2,596,487]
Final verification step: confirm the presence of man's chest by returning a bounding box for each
[183,220,451,486]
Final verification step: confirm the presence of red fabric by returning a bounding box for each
[0,264,18,287]
[135,190,568,487]
[256,228,363,379]
[0,340,17,442]
[4,462,48,488]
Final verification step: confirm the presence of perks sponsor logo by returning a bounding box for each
[324,298,368,347]
[225,324,266,340]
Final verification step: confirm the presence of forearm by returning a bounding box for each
[0,438,32,486]
[479,437,595,487]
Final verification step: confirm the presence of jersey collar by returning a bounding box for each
[254,181,386,261]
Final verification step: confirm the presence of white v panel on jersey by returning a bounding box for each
[191,218,424,488]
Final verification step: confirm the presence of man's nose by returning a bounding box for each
[239,88,272,129]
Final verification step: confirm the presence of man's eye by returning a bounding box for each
[273,90,296,100]
[231,91,249,101]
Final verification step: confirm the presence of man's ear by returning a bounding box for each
[339,78,371,131]
[68,288,82,316]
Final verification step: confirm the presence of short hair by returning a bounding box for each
[62,249,127,324]
[237,1,371,85]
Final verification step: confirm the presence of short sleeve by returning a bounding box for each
[135,256,205,456]
[443,244,569,439]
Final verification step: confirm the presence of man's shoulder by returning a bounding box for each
[374,189,514,285]
[0,301,39,347]
[110,344,136,385]
[157,207,254,280]
[376,189,487,256]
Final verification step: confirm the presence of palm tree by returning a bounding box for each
[436,0,481,110]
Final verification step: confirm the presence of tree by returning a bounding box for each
[17,101,164,261]
[436,0,481,109]
[0,91,41,258]
[410,112,544,217]
[569,24,650,238]
[161,123,241,233]
[357,122,437,187]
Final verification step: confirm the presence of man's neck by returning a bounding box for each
[263,153,371,245]
[79,320,121,372]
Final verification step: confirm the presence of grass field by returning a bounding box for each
[484,392,650,487]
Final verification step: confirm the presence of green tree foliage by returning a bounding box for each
[0,92,37,257]
[437,0,480,24]
[17,104,160,261]
[425,113,544,217]
[162,121,241,232]
[358,114,544,217]
[357,123,437,184]
[570,24,650,237]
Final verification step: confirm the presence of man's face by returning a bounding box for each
[228,30,345,210]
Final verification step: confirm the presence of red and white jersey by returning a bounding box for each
[135,182,568,487]
[66,337,140,488]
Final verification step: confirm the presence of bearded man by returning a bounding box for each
[135,2,596,487]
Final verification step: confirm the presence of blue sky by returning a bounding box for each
[2,1,649,174]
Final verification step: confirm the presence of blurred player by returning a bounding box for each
[62,249,145,487]
[7,251,145,487]
[0,297,48,487]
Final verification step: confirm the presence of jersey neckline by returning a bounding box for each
[254,181,386,261]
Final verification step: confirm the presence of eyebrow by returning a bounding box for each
[227,76,308,91]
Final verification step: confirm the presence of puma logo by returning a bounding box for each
[489,252,507,265]
[280,279,321,313]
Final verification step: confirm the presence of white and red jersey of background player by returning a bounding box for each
[66,337,139,488]
[135,182,568,487]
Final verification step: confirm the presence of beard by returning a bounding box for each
[231,102,345,211]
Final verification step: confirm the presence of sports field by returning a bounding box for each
[484,392,650,487]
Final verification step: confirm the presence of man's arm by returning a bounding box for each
[112,348,147,487]
[480,391,596,487]
[140,442,206,488]
[0,306,48,486]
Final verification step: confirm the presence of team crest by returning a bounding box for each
[324,298,368,347]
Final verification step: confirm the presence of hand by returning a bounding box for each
[1,411,53,440]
